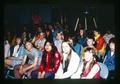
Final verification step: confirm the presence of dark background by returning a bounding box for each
[4,3,115,34]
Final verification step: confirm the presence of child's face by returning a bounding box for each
[84,51,93,62]
[16,38,21,45]
[25,42,32,51]
[45,42,52,52]
[110,42,115,51]
[56,33,62,40]
[79,30,84,36]
[68,38,73,45]
[62,42,71,54]
[87,39,94,46]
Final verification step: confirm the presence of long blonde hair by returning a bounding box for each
[81,47,97,77]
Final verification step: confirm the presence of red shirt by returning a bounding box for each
[96,35,105,51]
[38,51,61,73]
[82,62,100,79]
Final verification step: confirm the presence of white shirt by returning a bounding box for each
[54,40,63,54]
[55,50,80,79]
[12,45,20,57]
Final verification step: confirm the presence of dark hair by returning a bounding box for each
[56,31,64,36]
[45,28,53,42]
[79,28,85,31]
[79,28,85,33]
[87,35,95,42]
[93,28,100,34]
[77,28,86,38]
[82,47,96,60]
[67,34,76,45]
[42,40,57,68]
[109,37,115,45]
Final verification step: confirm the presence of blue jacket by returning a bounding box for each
[104,50,115,71]
[73,43,82,57]
[77,36,86,47]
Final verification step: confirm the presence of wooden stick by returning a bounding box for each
[61,16,63,25]
[93,17,97,28]
[85,17,87,30]
[74,18,79,31]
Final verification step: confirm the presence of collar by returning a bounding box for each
[95,34,100,41]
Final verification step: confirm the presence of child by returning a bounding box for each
[103,38,115,79]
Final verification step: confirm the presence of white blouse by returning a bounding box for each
[55,50,80,79]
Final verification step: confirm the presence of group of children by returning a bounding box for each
[4,23,115,79]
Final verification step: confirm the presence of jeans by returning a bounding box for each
[31,70,55,79]
[31,70,38,78]
[44,72,55,79]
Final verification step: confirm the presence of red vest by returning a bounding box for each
[82,62,100,79]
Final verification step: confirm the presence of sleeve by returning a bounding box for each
[34,49,39,58]
[96,36,105,50]
[38,57,44,73]
[110,57,115,71]
[18,46,26,57]
[103,51,110,64]
[71,62,83,79]
[74,44,80,56]
[104,53,115,71]
[52,52,61,73]
[4,44,10,58]
[103,55,108,65]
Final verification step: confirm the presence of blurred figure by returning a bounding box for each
[68,34,83,57]
[5,37,25,68]
[4,40,10,58]
[53,22,64,41]
[93,29,106,62]
[103,30,115,53]
[45,28,53,42]
[54,32,64,55]
[77,28,87,47]
[55,41,80,79]
[35,40,61,79]
[103,30,115,44]
[82,36,97,60]
[71,47,100,79]
[103,38,115,79]
[32,13,41,30]
[14,41,41,79]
